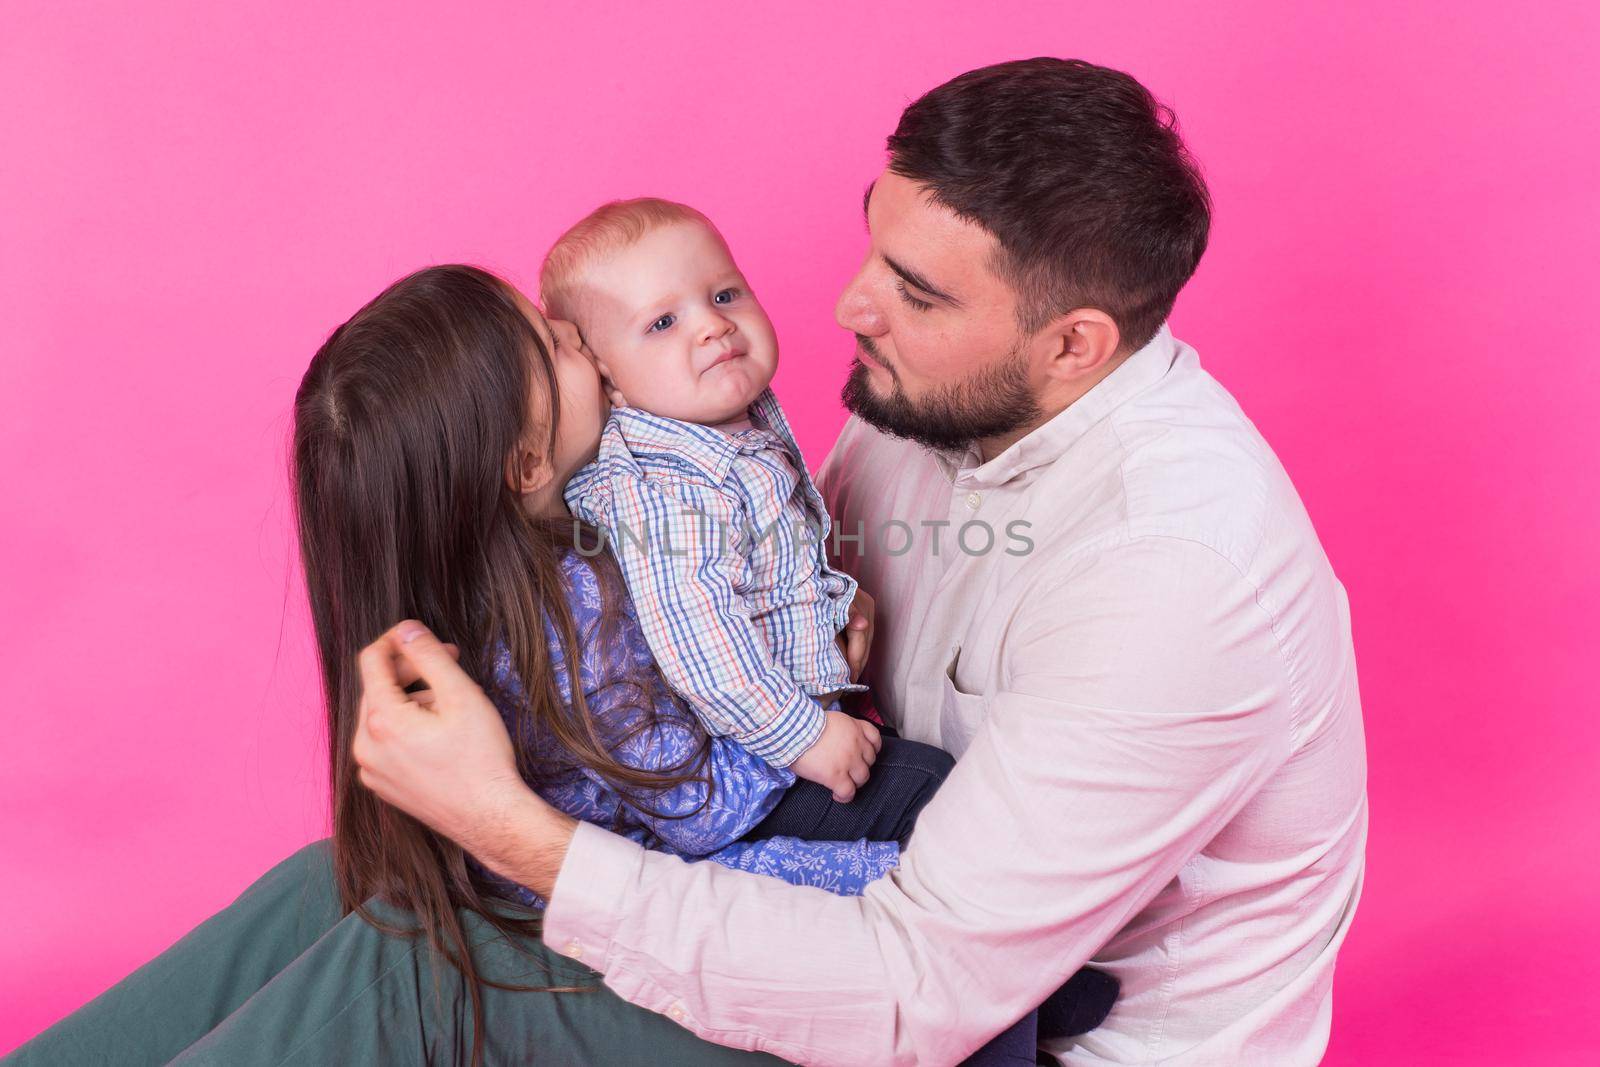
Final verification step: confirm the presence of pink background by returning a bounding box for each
[3,1,1597,1061]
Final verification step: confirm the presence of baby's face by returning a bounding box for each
[574,221,778,425]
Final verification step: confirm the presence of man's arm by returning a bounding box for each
[467,788,574,901]
[469,537,1295,1065]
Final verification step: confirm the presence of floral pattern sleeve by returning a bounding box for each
[477,551,899,908]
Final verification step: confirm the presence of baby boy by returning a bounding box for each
[541,198,879,800]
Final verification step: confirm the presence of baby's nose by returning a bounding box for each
[699,312,735,343]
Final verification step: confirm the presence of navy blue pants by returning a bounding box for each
[746,735,1117,1065]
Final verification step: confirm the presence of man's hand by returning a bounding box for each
[790,709,882,802]
[838,586,875,682]
[353,621,575,896]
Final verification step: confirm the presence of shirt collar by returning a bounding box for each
[747,387,796,448]
[602,388,788,485]
[933,324,1180,489]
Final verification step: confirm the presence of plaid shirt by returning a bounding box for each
[564,388,864,767]
[471,550,899,910]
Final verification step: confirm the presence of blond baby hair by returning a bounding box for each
[540,197,717,325]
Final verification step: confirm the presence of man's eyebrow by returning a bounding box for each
[883,254,962,308]
[863,179,963,307]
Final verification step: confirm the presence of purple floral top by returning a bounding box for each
[474,551,899,909]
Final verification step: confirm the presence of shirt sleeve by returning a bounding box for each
[540,536,1296,1065]
[582,701,795,855]
[592,470,827,767]
[575,645,901,896]
[814,421,854,572]
[596,722,901,892]
[703,836,900,896]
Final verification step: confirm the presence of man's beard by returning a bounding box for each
[841,335,1042,453]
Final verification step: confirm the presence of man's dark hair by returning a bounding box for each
[887,57,1211,352]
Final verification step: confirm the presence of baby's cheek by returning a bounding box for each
[617,364,684,412]
[605,355,651,396]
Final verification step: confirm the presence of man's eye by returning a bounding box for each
[895,280,934,312]
[648,314,676,333]
[713,288,740,305]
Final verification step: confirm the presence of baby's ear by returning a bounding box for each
[590,355,628,409]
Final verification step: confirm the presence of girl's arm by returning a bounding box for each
[580,695,899,893]
[578,694,788,853]
[699,834,899,896]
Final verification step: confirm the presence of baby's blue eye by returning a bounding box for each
[648,313,676,333]
[713,288,739,305]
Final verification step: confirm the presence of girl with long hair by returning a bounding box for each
[7,265,964,1066]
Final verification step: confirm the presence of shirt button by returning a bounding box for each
[563,939,583,960]
[965,492,982,510]
[667,1002,687,1022]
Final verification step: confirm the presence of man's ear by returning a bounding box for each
[508,440,554,497]
[1036,308,1122,384]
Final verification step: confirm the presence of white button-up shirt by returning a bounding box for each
[543,326,1368,1065]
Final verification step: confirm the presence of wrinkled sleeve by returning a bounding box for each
[577,655,900,894]
[594,471,827,767]
[541,537,1296,1066]
[579,693,792,854]
[701,835,899,896]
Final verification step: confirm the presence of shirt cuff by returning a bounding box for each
[734,692,827,767]
[542,820,639,969]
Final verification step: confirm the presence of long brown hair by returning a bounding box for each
[291,265,706,1062]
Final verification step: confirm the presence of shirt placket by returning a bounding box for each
[898,470,1013,747]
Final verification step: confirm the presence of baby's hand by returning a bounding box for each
[790,709,882,803]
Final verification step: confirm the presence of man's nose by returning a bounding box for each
[835,267,886,336]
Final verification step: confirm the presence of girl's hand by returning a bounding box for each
[839,586,875,681]
[352,621,534,848]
